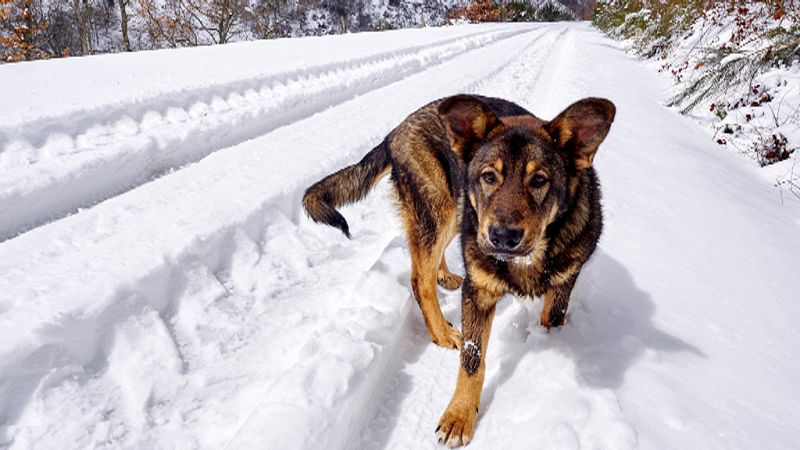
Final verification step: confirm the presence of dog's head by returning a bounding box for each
[439,95,615,260]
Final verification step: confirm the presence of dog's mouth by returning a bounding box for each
[486,251,542,269]
[487,251,524,261]
[479,244,533,262]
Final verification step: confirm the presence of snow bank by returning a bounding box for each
[1,21,799,450]
[0,25,530,240]
[0,23,544,447]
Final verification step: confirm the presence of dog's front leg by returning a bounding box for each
[436,279,498,447]
[540,274,577,328]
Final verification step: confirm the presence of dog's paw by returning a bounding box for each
[436,405,478,447]
[432,324,462,350]
[437,271,464,290]
[540,307,567,329]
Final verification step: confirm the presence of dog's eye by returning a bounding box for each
[481,172,497,185]
[530,174,549,188]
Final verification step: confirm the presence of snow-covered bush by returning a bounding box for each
[449,0,576,24]
[595,0,799,189]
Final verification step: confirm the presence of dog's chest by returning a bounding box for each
[507,255,548,297]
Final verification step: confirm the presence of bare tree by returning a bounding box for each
[179,0,250,44]
[2,0,479,62]
[323,0,361,33]
[136,0,198,47]
[250,0,291,39]
[118,0,131,51]
[135,0,250,46]
[72,0,91,54]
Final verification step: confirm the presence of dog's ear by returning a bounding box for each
[438,95,501,159]
[545,98,615,170]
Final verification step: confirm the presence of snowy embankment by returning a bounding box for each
[0,24,525,240]
[675,6,800,194]
[2,22,800,449]
[610,4,800,195]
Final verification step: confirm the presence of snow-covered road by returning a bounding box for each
[1,22,799,449]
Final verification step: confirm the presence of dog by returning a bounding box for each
[302,94,615,446]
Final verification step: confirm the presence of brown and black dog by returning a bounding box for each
[303,94,615,446]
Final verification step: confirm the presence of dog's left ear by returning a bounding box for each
[545,98,616,170]
[438,95,501,159]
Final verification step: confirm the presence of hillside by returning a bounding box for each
[595,1,800,197]
[1,0,575,61]
[1,22,800,449]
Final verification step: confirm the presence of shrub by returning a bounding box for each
[450,0,576,24]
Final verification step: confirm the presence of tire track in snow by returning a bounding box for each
[0,27,552,448]
[6,22,799,450]
[222,28,579,450]
[0,26,538,242]
[2,24,635,449]
[5,181,409,448]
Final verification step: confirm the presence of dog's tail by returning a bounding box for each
[302,139,392,238]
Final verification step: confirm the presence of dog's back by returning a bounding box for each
[302,96,531,239]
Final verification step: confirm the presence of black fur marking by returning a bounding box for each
[392,162,439,249]
[433,148,455,197]
[462,339,481,376]
[504,130,531,160]
[477,95,532,117]
[433,143,465,198]
[302,138,391,238]
[548,307,566,327]
[323,205,351,238]
[459,279,493,377]
[410,277,424,307]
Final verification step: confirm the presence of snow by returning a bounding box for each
[0,24,526,240]
[718,52,745,65]
[1,21,800,450]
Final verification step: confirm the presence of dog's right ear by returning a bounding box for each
[545,98,616,170]
[438,95,500,159]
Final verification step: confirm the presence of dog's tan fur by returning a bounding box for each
[302,94,615,446]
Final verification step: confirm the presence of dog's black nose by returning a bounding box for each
[488,226,523,251]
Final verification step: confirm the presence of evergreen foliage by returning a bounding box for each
[594,1,799,167]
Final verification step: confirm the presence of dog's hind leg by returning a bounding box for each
[436,220,463,291]
[437,258,463,291]
[401,202,461,349]
[409,237,462,350]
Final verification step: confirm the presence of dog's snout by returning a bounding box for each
[488,226,523,252]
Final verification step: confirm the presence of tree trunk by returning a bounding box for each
[73,0,91,55]
[217,0,229,44]
[119,0,131,51]
[22,0,36,60]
